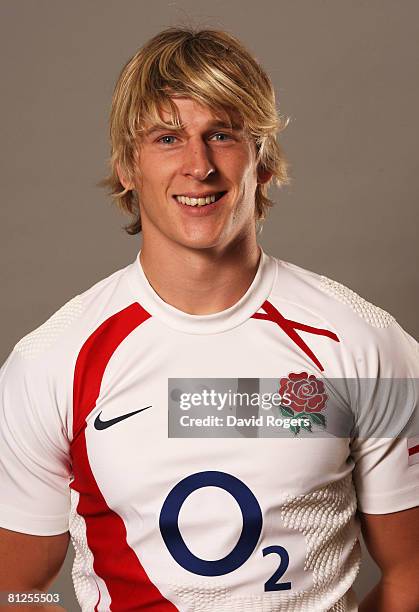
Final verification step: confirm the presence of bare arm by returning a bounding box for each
[0,528,69,611]
[359,506,419,612]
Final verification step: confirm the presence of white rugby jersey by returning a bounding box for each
[0,248,418,612]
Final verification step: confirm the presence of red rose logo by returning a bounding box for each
[279,372,327,413]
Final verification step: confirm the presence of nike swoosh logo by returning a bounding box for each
[94,406,152,430]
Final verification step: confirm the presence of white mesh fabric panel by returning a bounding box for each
[329,541,361,612]
[168,582,310,612]
[169,581,229,612]
[319,277,394,328]
[14,295,84,359]
[168,580,355,612]
[280,474,360,611]
[330,599,345,612]
[69,488,103,611]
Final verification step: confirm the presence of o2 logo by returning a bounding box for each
[159,471,291,592]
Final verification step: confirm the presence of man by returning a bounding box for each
[0,27,418,612]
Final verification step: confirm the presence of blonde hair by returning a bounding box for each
[100,27,290,234]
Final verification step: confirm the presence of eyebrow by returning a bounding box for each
[143,119,243,138]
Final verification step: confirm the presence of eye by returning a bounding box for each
[211,132,232,142]
[158,135,178,145]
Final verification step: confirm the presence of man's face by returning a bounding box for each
[120,97,270,252]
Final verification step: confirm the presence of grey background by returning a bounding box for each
[1,0,418,608]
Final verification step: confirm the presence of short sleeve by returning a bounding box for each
[0,348,71,535]
[351,323,419,514]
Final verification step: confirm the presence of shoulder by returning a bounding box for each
[271,257,394,328]
[10,260,138,374]
[0,261,141,438]
[267,255,418,376]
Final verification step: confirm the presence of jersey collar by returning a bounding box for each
[126,246,277,335]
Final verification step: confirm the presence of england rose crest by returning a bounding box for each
[278,372,327,434]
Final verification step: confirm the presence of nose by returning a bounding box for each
[182,139,215,181]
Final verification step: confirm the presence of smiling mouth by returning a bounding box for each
[174,191,227,207]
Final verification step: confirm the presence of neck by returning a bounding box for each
[139,235,261,315]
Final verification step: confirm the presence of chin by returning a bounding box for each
[174,232,226,251]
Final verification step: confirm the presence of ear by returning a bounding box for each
[257,166,273,185]
[116,161,135,190]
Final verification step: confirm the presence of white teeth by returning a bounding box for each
[175,193,219,206]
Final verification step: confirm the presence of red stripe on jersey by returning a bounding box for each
[94,582,101,612]
[408,444,419,457]
[252,300,339,372]
[70,303,178,611]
